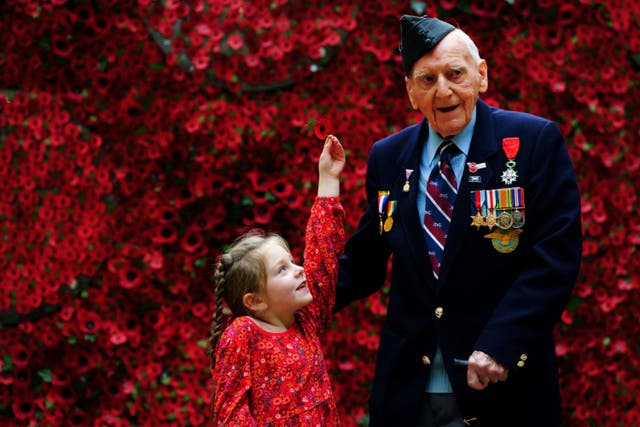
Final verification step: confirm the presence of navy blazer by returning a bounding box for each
[336,99,582,426]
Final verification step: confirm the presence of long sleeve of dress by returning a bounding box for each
[300,197,346,335]
[212,317,257,427]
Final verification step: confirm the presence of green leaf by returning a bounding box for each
[38,368,53,382]
[3,354,14,371]
[565,295,582,311]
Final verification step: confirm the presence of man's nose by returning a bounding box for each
[434,75,452,97]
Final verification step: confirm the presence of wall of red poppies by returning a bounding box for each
[1,0,638,425]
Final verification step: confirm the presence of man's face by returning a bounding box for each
[405,31,488,138]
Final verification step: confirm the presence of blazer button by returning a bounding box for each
[435,307,444,318]
[517,360,525,368]
[422,356,431,365]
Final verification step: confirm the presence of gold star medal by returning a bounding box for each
[485,190,497,230]
[470,211,486,230]
[469,190,486,230]
[485,210,497,230]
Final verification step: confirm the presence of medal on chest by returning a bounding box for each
[470,187,526,253]
[377,190,397,234]
[403,169,414,192]
[500,137,520,185]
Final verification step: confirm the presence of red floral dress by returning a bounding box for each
[213,197,345,426]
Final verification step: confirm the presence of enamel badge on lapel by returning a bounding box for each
[467,162,485,183]
[467,162,486,173]
[500,137,520,185]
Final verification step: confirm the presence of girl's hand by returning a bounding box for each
[319,134,345,179]
[317,134,345,197]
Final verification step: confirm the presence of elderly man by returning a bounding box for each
[336,15,582,427]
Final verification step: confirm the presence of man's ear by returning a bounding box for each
[478,59,489,93]
[405,76,419,110]
[242,292,267,312]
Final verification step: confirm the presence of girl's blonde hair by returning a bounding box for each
[207,229,289,367]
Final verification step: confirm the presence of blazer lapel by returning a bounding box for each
[439,100,502,285]
[395,120,438,288]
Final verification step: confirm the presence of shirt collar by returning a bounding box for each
[426,106,476,164]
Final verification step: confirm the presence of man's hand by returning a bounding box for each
[467,350,509,390]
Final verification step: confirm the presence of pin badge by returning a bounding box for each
[467,162,486,173]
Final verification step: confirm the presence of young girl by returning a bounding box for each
[208,135,345,426]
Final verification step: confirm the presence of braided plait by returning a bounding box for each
[208,253,234,425]
[208,253,233,369]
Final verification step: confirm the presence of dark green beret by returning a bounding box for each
[399,15,456,76]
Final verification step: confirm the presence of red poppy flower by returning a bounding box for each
[143,250,164,270]
[118,267,144,289]
[226,33,244,50]
[313,117,333,140]
[110,328,127,345]
[8,343,30,368]
[76,309,102,334]
[12,399,36,420]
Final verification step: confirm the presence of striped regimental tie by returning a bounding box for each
[423,140,459,279]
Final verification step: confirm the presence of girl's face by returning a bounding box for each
[259,241,312,318]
